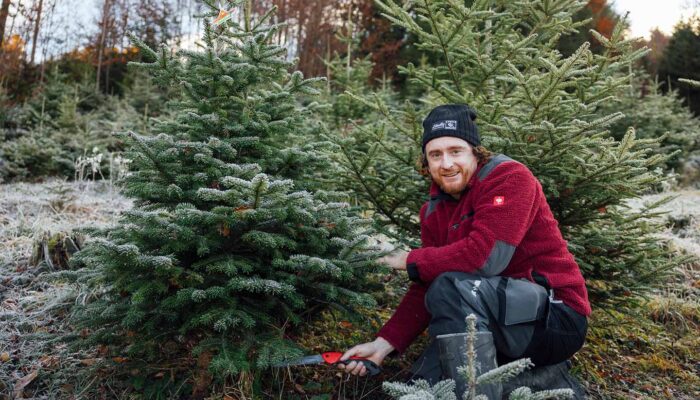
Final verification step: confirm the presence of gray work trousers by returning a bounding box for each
[410,272,587,383]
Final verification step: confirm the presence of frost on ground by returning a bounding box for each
[0,180,131,398]
[626,189,700,258]
[0,180,132,265]
[626,190,700,303]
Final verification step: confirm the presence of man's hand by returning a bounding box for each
[378,250,409,271]
[338,337,395,376]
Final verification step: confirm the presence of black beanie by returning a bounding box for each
[422,104,480,153]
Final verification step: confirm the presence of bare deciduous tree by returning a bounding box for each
[29,0,42,63]
[95,0,111,92]
[0,0,12,47]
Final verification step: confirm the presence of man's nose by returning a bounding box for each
[440,156,454,169]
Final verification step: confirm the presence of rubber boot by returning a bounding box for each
[437,331,502,400]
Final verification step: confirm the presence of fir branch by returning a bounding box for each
[423,0,465,96]
[122,131,177,184]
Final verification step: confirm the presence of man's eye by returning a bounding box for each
[430,154,440,159]
[451,150,461,155]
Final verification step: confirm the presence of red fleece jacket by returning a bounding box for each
[377,155,591,354]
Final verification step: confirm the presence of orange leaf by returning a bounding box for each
[339,321,353,328]
[169,278,182,289]
[219,224,231,237]
[39,355,59,368]
[294,383,306,394]
[97,344,109,356]
[213,8,231,25]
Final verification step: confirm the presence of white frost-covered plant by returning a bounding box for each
[679,78,700,88]
[383,315,574,400]
[74,147,105,182]
[109,153,132,182]
[383,379,458,400]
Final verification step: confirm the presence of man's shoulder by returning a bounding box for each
[477,154,532,182]
[419,201,429,216]
[420,195,444,221]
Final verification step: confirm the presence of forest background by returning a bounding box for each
[1,0,700,399]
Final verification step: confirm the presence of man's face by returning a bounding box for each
[425,136,478,199]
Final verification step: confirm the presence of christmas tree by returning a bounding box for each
[324,52,377,130]
[599,72,700,172]
[331,0,693,310]
[659,16,700,116]
[66,0,381,395]
[318,24,424,243]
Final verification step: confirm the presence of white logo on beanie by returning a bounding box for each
[432,120,457,131]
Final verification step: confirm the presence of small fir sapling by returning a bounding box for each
[383,315,574,400]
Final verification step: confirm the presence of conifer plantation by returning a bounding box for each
[1,0,699,399]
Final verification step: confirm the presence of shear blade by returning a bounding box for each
[276,354,325,367]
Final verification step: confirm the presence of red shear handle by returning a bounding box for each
[321,352,381,376]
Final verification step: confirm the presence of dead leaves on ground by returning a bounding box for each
[13,369,38,399]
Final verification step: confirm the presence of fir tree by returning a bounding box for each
[318,28,420,225]
[330,0,693,310]
[66,0,381,395]
[599,72,700,172]
[320,33,423,243]
[659,16,700,116]
[317,23,402,137]
[324,53,377,130]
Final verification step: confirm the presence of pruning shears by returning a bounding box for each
[274,352,382,376]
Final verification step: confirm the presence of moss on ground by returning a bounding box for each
[578,293,700,399]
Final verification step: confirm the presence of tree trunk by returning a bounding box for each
[29,0,43,64]
[295,3,305,61]
[0,0,12,47]
[38,0,56,83]
[105,32,111,93]
[346,2,353,80]
[95,0,111,93]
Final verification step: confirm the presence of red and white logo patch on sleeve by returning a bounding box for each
[493,196,505,206]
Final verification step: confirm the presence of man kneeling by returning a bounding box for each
[338,104,590,398]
